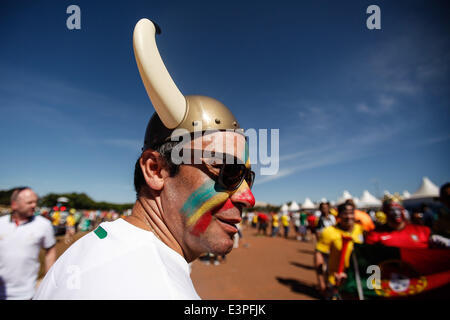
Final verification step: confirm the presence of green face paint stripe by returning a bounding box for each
[181,180,217,217]
[244,141,249,164]
[94,226,107,239]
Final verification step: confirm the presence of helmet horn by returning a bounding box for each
[133,18,187,129]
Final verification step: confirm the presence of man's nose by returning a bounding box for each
[230,180,255,208]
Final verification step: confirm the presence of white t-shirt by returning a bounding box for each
[0,215,56,300]
[292,212,301,227]
[34,218,200,300]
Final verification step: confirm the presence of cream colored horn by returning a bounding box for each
[133,18,187,129]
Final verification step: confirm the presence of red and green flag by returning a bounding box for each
[340,244,450,299]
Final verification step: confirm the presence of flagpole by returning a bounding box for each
[352,251,364,300]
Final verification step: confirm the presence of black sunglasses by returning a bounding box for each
[217,163,255,191]
[182,150,255,191]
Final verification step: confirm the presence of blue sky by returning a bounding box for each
[1,0,449,205]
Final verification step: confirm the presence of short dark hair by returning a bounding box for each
[344,199,356,208]
[10,186,31,204]
[440,182,450,199]
[319,202,330,210]
[133,141,181,198]
[338,202,355,215]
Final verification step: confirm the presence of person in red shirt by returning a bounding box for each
[366,199,449,248]
[257,212,269,236]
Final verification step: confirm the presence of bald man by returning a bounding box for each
[0,187,56,299]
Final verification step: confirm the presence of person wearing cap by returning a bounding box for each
[366,197,450,248]
[0,187,56,299]
[34,18,255,300]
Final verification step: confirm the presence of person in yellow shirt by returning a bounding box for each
[314,201,364,299]
[51,210,61,236]
[271,213,280,237]
[64,210,76,244]
[252,214,258,229]
[281,213,290,238]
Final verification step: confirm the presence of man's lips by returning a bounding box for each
[215,216,240,234]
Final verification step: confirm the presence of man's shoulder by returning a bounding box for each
[320,225,341,238]
[353,223,364,234]
[404,223,430,233]
[33,215,52,226]
[37,230,186,299]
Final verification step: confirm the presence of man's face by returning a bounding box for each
[386,204,405,229]
[12,189,38,218]
[338,205,355,231]
[161,131,255,259]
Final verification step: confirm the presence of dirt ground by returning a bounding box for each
[39,224,320,300]
[191,225,320,299]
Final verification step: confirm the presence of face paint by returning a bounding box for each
[242,141,250,168]
[231,182,256,208]
[181,180,230,235]
[181,140,255,236]
[190,211,213,236]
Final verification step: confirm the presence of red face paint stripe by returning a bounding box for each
[191,211,213,236]
[219,198,234,211]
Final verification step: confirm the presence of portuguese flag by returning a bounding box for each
[340,244,450,299]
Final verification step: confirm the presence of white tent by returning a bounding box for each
[409,177,439,199]
[403,177,440,209]
[289,201,300,212]
[336,190,353,205]
[302,198,315,210]
[280,203,289,213]
[358,190,382,209]
[402,191,411,199]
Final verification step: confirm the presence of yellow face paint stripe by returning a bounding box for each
[186,192,230,226]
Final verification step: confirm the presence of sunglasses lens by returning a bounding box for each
[220,165,246,190]
[246,171,255,189]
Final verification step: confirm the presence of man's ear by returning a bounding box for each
[139,150,168,191]
[10,200,18,211]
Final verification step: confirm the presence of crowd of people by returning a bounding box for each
[1,183,449,300]
[244,182,450,299]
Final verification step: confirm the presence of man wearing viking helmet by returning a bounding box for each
[35,19,255,299]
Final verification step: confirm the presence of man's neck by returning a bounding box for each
[11,212,31,225]
[338,223,353,233]
[123,196,186,260]
[388,221,406,231]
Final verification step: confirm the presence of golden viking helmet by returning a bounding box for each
[133,18,242,150]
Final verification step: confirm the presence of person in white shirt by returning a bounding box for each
[316,202,337,235]
[0,187,56,299]
[34,18,256,300]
